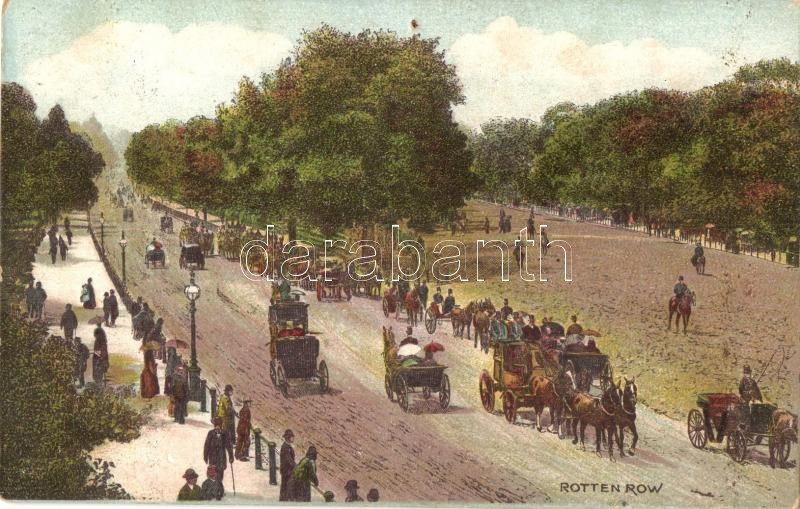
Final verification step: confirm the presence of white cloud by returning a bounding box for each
[449,17,732,128]
[21,22,293,131]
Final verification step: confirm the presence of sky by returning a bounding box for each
[3,0,799,133]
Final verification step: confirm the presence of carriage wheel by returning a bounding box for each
[276,363,289,398]
[269,360,276,386]
[479,371,495,413]
[726,430,747,462]
[382,298,389,317]
[396,376,409,412]
[317,360,329,393]
[384,374,394,401]
[687,409,707,449]
[439,374,451,410]
[422,387,432,400]
[600,360,613,392]
[424,308,436,334]
[503,391,517,424]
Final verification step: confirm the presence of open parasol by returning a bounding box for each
[139,340,162,352]
[397,343,422,357]
[582,329,602,337]
[424,342,445,353]
[165,338,189,349]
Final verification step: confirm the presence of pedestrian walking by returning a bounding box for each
[92,324,109,385]
[140,348,160,398]
[217,385,236,446]
[24,281,36,318]
[49,238,58,264]
[130,296,143,318]
[289,446,319,502]
[108,289,119,326]
[200,465,224,500]
[102,292,111,326]
[177,468,202,501]
[65,226,73,246]
[235,400,252,461]
[58,235,68,261]
[82,278,96,309]
[165,347,178,395]
[73,337,89,387]
[172,365,189,424]
[279,429,296,501]
[203,418,234,484]
[60,303,78,340]
[33,281,47,319]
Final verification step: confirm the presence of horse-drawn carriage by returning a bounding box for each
[687,393,796,467]
[316,267,346,301]
[179,243,205,270]
[383,329,450,412]
[562,349,614,394]
[145,241,166,269]
[160,215,174,234]
[267,301,329,397]
[382,282,422,324]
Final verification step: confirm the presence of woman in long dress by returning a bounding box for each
[140,349,160,398]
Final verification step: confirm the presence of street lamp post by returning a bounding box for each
[184,270,202,402]
[118,232,128,287]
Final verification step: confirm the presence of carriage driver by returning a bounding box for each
[738,365,763,404]
[430,287,444,317]
[442,289,456,316]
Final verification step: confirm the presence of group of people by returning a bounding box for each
[60,315,109,388]
[24,280,47,320]
[47,222,71,264]
[498,208,513,233]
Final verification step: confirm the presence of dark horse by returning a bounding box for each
[614,377,639,456]
[568,383,621,459]
[692,254,706,275]
[668,291,695,334]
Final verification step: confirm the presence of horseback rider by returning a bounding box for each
[691,242,705,266]
[673,275,689,300]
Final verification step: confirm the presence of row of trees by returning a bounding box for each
[1,83,141,499]
[125,26,478,238]
[471,58,800,250]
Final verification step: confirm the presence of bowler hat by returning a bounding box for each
[283,429,294,439]
[182,468,199,480]
[345,480,359,490]
[743,365,752,374]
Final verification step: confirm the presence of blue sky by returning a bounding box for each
[3,0,798,130]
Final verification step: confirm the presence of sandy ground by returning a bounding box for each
[31,226,287,503]
[81,170,800,507]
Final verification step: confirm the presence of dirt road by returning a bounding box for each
[92,172,798,506]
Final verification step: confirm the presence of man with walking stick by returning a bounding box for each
[204,417,234,486]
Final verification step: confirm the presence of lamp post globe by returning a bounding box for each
[184,270,202,401]
[118,232,128,287]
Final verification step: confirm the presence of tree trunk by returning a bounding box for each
[203,208,208,222]
[287,217,297,242]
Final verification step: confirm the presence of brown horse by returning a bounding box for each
[668,291,695,334]
[472,299,495,352]
[614,377,639,456]
[405,288,421,326]
[530,375,568,433]
[770,409,797,468]
[569,384,620,459]
[451,301,476,338]
[692,255,705,275]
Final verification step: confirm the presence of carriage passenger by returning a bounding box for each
[399,326,418,347]
[430,287,443,316]
[442,289,455,316]
[522,315,541,343]
[490,312,508,342]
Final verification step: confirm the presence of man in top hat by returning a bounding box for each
[177,468,202,501]
[345,480,363,502]
[739,365,763,404]
[443,289,456,316]
[399,326,418,347]
[692,241,705,266]
[204,418,234,483]
[235,400,252,461]
[217,384,236,446]
[279,429,296,501]
[500,298,513,320]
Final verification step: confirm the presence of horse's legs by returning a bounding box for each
[629,422,638,455]
[682,312,689,334]
[579,421,587,449]
[667,307,674,331]
[572,418,579,444]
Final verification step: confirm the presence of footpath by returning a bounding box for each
[31,219,280,503]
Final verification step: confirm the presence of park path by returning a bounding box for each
[31,221,282,503]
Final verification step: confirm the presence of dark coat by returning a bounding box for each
[279,442,296,501]
[108,294,119,316]
[60,309,78,330]
[177,484,202,501]
[172,376,189,402]
[203,428,233,471]
[200,478,224,500]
